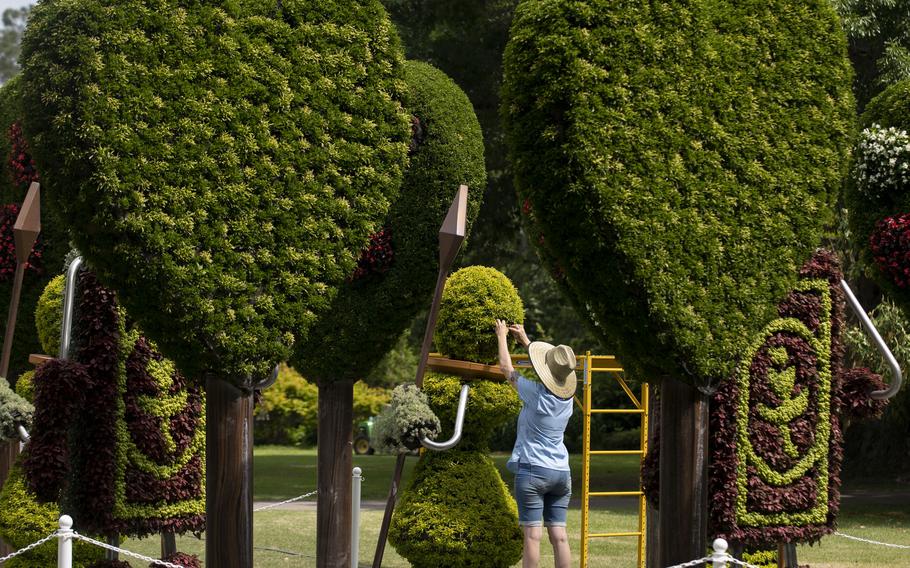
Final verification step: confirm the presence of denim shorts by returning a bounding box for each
[514,464,571,527]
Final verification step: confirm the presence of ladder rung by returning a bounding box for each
[589,491,643,497]
[590,408,643,414]
[589,450,643,456]
[590,367,624,372]
[587,532,642,538]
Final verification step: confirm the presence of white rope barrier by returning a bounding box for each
[834,531,910,550]
[663,539,762,568]
[0,531,57,564]
[253,489,318,512]
[70,533,190,568]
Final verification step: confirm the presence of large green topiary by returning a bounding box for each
[19,0,411,383]
[292,59,485,382]
[435,265,524,364]
[845,79,910,311]
[390,266,522,567]
[35,273,65,356]
[501,0,855,385]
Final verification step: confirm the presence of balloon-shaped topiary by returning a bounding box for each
[845,79,910,307]
[19,0,411,384]
[292,59,485,382]
[501,0,855,386]
[389,266,522,568]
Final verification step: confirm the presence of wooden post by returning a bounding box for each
[645,386,660,568]
[316,379,354,568]
[205,376,254,568]
[658,377,709,567]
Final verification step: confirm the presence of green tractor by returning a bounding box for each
[354,416,375,455]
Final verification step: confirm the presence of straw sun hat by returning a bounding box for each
[527,341,578,400]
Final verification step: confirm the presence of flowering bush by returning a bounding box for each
[6,121,38,187]
[853,124,910,200]
[869,213,910,288]
[372,384,440,453]
[352,227,394,280]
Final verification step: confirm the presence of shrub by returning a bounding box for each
[434,266,524,363]
[14,369,34,403]
[0,464,103,568]
[502,0,855,385]
[389,450,523,568]
[35,273,65,355]
[0,376,31,439]
[292,59,485,383]
[373,384,440,452]
[255,364,319,446]
[19,0,411,383]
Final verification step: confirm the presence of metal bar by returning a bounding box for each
[420,385,469,450]
[590,367,624,372]
[590,450,644,456]
[351,467,362,568]
[59,256,84,360]
[589,491,643,497]
[639,381,649,568]
[580,353,591,568]
[840,279,903,400]
[589,532,642,538]
[615,376,642,408]
[590,408,644,414]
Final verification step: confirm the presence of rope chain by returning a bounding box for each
[834,531,910,550]
[0,532,58,564]
[664,554,762,568]
[253,489,318,512]
[71,533,190,568]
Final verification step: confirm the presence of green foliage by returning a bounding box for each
[353,380,391,425]
[35,273,65,356]
[372,383,440,452]
[0,464,103,568]
[19,0,411,383]
[435,266,524,363]
[292,59,485,383]
[0,7,29,85]
[842,297,910,474]
[742,548,777,568]
[364,330,420,388]
[389,450,523,568]
[0,376,31,439]
[14,369,33,404]
[502,0,855,385]
[422,371,519,450]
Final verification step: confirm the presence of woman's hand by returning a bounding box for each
[495,319,516,384]
[495,318,510,340]
[508,323,531,347]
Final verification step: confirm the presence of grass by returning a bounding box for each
[91,447,910,566]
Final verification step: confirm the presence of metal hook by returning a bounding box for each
[840,279,903,400]
[420,384,469,451]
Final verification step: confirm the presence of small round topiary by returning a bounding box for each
[502,0,855,384]
[435,266,524,364]
[14,369,34,404]
[372,383,440,453]
[35,273,65,356]
[291,59,485,383]
[19,0,411,383]
[389,450,523,568]
[0,377,32,440]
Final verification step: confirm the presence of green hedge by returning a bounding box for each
[19,0,411,383]
[292,59,485,383]
[501,0,855,384]
[435,266,524,364]
[845,79,910,309]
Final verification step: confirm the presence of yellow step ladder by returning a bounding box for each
[511,352,649,568]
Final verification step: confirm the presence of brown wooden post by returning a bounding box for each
[646,386,660,568]
[316,379,354,568]
[658,377,709,567]
[205,376,254,568]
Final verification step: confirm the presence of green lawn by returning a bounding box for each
[104,447,909,567]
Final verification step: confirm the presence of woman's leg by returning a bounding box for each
[547,525,571,568]
[523,526,543,568]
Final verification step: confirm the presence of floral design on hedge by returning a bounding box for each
[709,250,887,546]
[389,266,523,568]
[24,268,205,539]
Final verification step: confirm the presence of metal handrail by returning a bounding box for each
[420,384,469,451]
[840,279,903,400]
[59,256,84,360]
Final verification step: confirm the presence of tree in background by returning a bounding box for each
[18,1,411,566]
[0,7,29,85]
[502,0,854,564]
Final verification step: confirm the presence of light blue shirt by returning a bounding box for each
[507,372,573,473]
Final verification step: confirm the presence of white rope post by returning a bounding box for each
[711,538,729,568]
[57,515,73,568]
[352,467,362,567]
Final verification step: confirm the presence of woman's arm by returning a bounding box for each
[495,319,517,389]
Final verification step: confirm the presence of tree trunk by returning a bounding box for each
[0,440,19,555]
[658,377,709,567]
[205,377,254,568]
[317,379,354,568]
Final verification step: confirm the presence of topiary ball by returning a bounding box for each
[19,0,411,383]
[35,273,65,356]
[421,372,519,450]
[389,450,523,568]
[14,370,34,404]
[435,266,524,364]
[291,59,485,383]
[502,0,854,385]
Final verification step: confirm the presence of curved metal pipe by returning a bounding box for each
[17,424,29,443]
[420,384,469,451]
[840,279,903,400]
[59,256,84,360]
